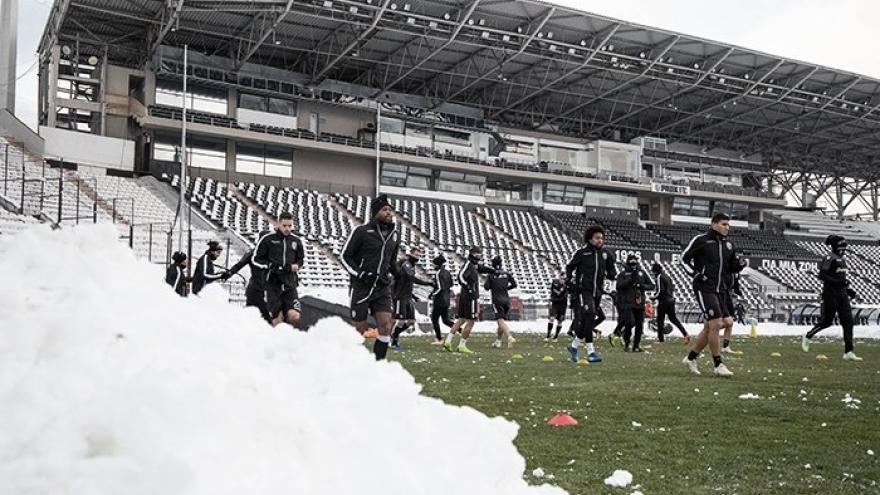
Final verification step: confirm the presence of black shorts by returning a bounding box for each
[267,284,301,317]
[393,299,416,320]
[492,302,511,320]
[723,293,735,317]
[457,293,479,319]
[549,301,567,320]
[695,290,730,321]
[245,287,272,322]
[350,283,393,322]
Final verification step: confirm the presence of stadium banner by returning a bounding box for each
[747,257,819,272]
[651,182,691,196]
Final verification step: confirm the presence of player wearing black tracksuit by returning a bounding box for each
[341,194,401,360]
[547,277,567,340]
[650,263,689,342]
[443,246,494,353]
[390,249,433,348]
[253,220,305,326]
[486,256,518,348]
[226,230,272,322]
[680,213,745,376]
[429,255,454,342]
[165,251,188,296]
[616,256,655,352]
[192,241,225,295]
[565,225,617,363]
[803,234,861,360]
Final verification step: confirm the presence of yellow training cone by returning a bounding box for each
[770,352,782,357]
[816,354,829,360]
[511,354,524,360]
[577,359,590,365]
[542,355,555,362]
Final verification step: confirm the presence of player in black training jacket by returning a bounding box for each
[390,246,433,349]
[486,256,518,349]
[429,255,455,344]
[650,263,689,344]
[192,241,225,295]
[165,251,188,296]
[252,212,305,328]
[340,194,401,360]
[616,254,655,352]
[679,212,746,377]
[225,230,273,323]
[546,272,567,341]
[444,246,494,354]
[565,225,616,363]
[802,234,862,361]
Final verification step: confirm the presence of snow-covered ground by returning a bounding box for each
[0,224,565,495]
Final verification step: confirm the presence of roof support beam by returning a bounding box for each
[234,0,295,70]
[736,76,862,147]
[427,6,555,110]
[309,0,392,84]
[150,0,186,58]
[687,65,818,138]
[589,46,735,136]
[487,23,620,120]
[373,0,482,97]
[534,35,679,130]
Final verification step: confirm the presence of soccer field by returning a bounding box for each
[386,334,880,494]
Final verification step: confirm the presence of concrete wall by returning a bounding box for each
[41,126,135,170]
[293,148,374,192]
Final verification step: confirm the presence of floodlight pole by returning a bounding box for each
[178,44,188,252]
[375,102,381,196]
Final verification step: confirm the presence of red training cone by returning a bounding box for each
[547,411,578,426]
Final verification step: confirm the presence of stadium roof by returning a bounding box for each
[41,0,880,178]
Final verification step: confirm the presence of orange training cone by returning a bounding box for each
[547,411,578,426]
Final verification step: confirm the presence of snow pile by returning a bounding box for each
[604,470,633,487]
[0,224,565,495]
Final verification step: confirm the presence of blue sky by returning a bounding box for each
[12,0,880,130]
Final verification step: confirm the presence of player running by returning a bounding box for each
[443,246,494,354]
[429,255,455,345]
[547,272,567,341]
[390,246,434,349]
[616,254,654,352]
[192,240,225,295]
[486,256,519,349]
[650,263,690,344]
[165,251,188,296]
[252,212,305,328]
[565,225,616,363]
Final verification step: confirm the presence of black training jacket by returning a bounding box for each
[818,252,849,293]
[616,267,655,309]
[549,279,567,304]
[192,252,223,294]
[680,229,743,293]
[341,220,401,288]
[565,243,617,294]
[485,269,518,305]
[165,265,186,296]
[457,257,495,297]
[393,257,433,301]
[430,266,454,305]
[652,272,675,304]
[253,229,305,288]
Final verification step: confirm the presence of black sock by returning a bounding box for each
[712,355,722,367]
[374,340,389,360]
[554,324,562,338]
[547,322,553,338]
[687,350,700,361]
[723,339,730,348]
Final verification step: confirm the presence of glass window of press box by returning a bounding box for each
[236,143,293,178]
[238,93,296,116]
[434,128,471,146]
[155,79,227,115]
[544,183,585,206]
[486,181,529,201]
[380,117,404,134]
[713,201,749,221]
[436,171,485,196]
[380,163,432,190]
[673,197,711,217]
[584,189,637,210]
[153,134,226,171]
